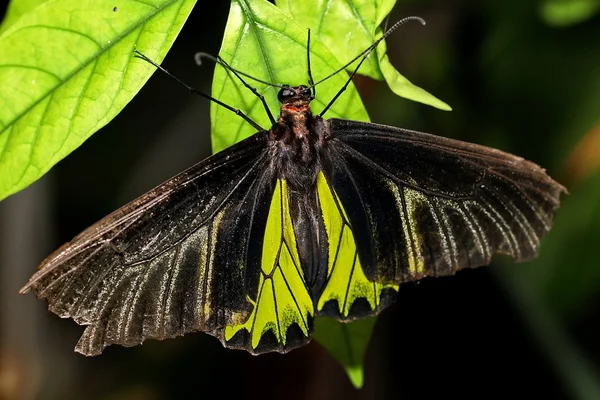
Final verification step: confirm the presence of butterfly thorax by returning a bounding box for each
[269,85,326,192]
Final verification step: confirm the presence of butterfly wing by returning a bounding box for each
[315,118,565,320]
[19,131,310,355]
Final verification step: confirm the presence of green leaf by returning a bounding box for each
[313,317,377,389]
[0,0,49,34]
[540,0,600,27]
[276,0,451,110]
[211,0,369,152]
[0,0,197,202]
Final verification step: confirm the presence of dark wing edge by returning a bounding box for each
[19,132,275,356]
[323,118,565,286]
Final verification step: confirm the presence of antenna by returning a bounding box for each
[195,52,286,89]
[306,29,316,100]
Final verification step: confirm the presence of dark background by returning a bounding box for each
[2,0,600,399]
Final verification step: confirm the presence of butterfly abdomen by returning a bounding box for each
[286,188,329,293]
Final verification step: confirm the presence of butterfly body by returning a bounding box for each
[271,85,324,189]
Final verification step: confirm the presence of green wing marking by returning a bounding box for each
[225,178,314,348]
[389,181,426,277]
[316,172,398,318]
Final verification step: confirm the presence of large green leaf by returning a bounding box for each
[210,0,368,152]
[0,0,197,201]
[276,0,451,110]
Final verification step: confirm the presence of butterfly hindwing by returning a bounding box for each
[321,118,565,293]
[223,178,314,353]
[314,171,398,320]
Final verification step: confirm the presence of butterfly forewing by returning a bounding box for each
[320,118,565,289]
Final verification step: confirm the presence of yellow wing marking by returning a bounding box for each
[224,179,313,348]
[388,183,426,277]
[316,172,398,317]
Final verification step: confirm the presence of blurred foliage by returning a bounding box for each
[540,0,600,27]
[523,170,600,318]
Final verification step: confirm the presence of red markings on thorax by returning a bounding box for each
[282,103,309,114]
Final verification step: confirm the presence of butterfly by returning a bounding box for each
[19,17,565,356]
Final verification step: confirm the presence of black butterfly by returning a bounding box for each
[20,17,565,356]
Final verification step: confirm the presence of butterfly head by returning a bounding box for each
[278,85,313,107]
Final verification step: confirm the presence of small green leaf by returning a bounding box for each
[313,317,377,389]
[276,0,451,110]
[378,53,451,111]
[211,0,368,152]
[0,0,197,201]
[540,0,600,27]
